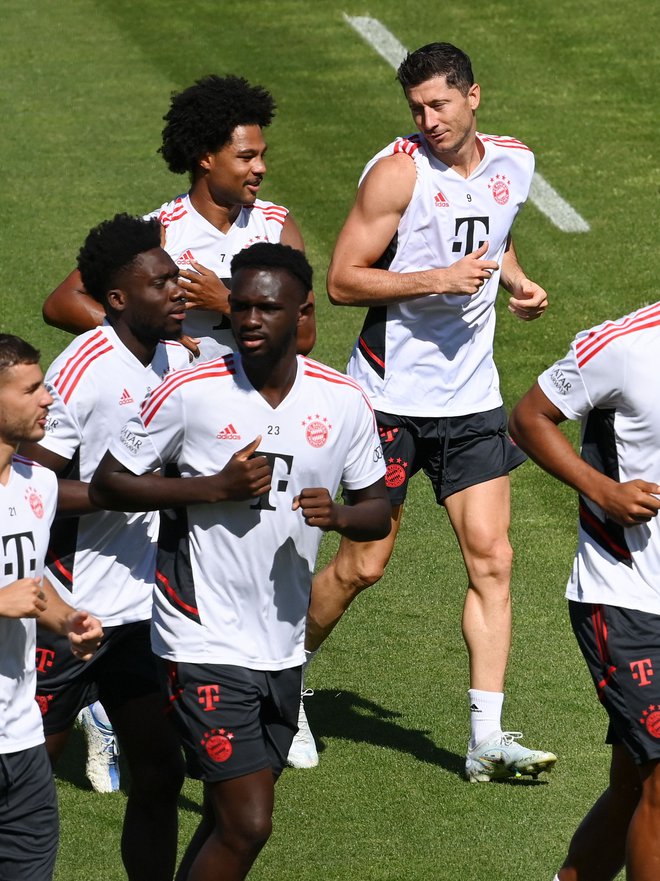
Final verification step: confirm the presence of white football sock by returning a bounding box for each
[468,689,504,748]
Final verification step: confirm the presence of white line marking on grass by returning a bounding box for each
[343,14,590,233]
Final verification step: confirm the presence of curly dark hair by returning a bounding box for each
[160,75,276,175]
[0,334,40,378]
[231,243,312,300]
[397,43,474,95]
[77,214,162,305]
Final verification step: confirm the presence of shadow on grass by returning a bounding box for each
[305,689,550,785]
[54,724,203,811]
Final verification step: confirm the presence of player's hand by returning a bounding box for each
[179,262,230,315]
[599,480,660,526]
[508,277,548,321]
[66,610,104,661]
[439,242,499,295]
[180,335,201,359]
[0,578,48,619]
[292,487,337,530]
[213,436,272,501]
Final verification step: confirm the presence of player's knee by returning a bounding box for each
[129,749,185,804]
[223,808,273,857]
[640,761,660,810]
[334,550,387,594]
[468,536,513,585]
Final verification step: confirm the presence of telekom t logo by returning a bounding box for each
[197,684,221,711]
[35,648,55,673]
[630,658,654,687]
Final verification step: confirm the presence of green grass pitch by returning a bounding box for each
[1,1,657,878]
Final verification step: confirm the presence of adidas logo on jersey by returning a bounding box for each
[434,191,449,208]
[119,388,134,405]
[176,249,196,265]
[216,423,241,440]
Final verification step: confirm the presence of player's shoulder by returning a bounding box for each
[478,132,533,154]
[140,352,237,423]
[573,301,660,368]
[48,327,115,399]
[360,135,421,183]
[11,453,58,489]
[301,357,370,397]
[148,193,190,228]
[247,199,289,226]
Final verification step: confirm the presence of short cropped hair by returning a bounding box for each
[0,334,40,378]
[77,214,162,305]
[160,75,276,175]
[397,42,474,95]
[231,243,313,299]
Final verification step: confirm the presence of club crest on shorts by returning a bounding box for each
[301,414,332,448]
[35,694,53,715]
[488,174,511,205]
[25,486,44,519]
[201,728,234,762]
[385,457,408,488]
[639,705,660,738]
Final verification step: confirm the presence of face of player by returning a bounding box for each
[230,267,303,364]
[405,76,480,159]
[112,248,186,343]
[0,362,52,448]
[199,125,268,208]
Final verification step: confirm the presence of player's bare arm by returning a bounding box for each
[292,479,390,541]
[327,154,499,307]
[90,436,273,511]
[0,577,48,618]
[500,237,548,321]
[281,214,316,355]
[42,269,105,333]
[509,383,660,526]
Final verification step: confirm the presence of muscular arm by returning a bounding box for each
[90,437,272,512]
[42,269,105,333]
[509,383,660,526]
[292,478,391,541]
[500,237,548,321]
[327,154,498,307]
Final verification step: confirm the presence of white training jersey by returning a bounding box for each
[0,455,57,752]
[149,193,289,345]
[347,132,535,417]
[538,301,660,614]
[38,323,193,625]
[109,354,385,670]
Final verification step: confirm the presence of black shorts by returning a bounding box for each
[36,621,160,736]
[569,601,660,764]
[375,405,526,505]
[162,661,301,783]
[0,744,58,881]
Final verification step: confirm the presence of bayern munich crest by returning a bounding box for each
[201,728,234,762]
[640,706,660,739]
[25,486,44,519]
[301,414,332,448]
[488,174,511,205]
[385,458,408,488]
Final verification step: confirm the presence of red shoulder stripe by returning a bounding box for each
[576,304,660,367]
[53,332,113,404]
[141,357,236,426]
[393,137,420,157]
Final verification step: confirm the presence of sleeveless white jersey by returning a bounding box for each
[38,324,193,625]
[538,301,660,613]
[0,455,57,752]
[148,193,289,346]
[109,354,385,669]
[347,132,535,417]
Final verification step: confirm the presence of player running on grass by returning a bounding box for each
[293,41,556,781]
[91,243,391,881]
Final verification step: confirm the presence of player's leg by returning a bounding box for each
[185,771,275,881]
[100,624,185,881]
[443,476,513,697]
[558,743,640,881]
[0,745,59,881]
[108,692,184,881]
[628,757,660,880]
[305,506,403,652]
